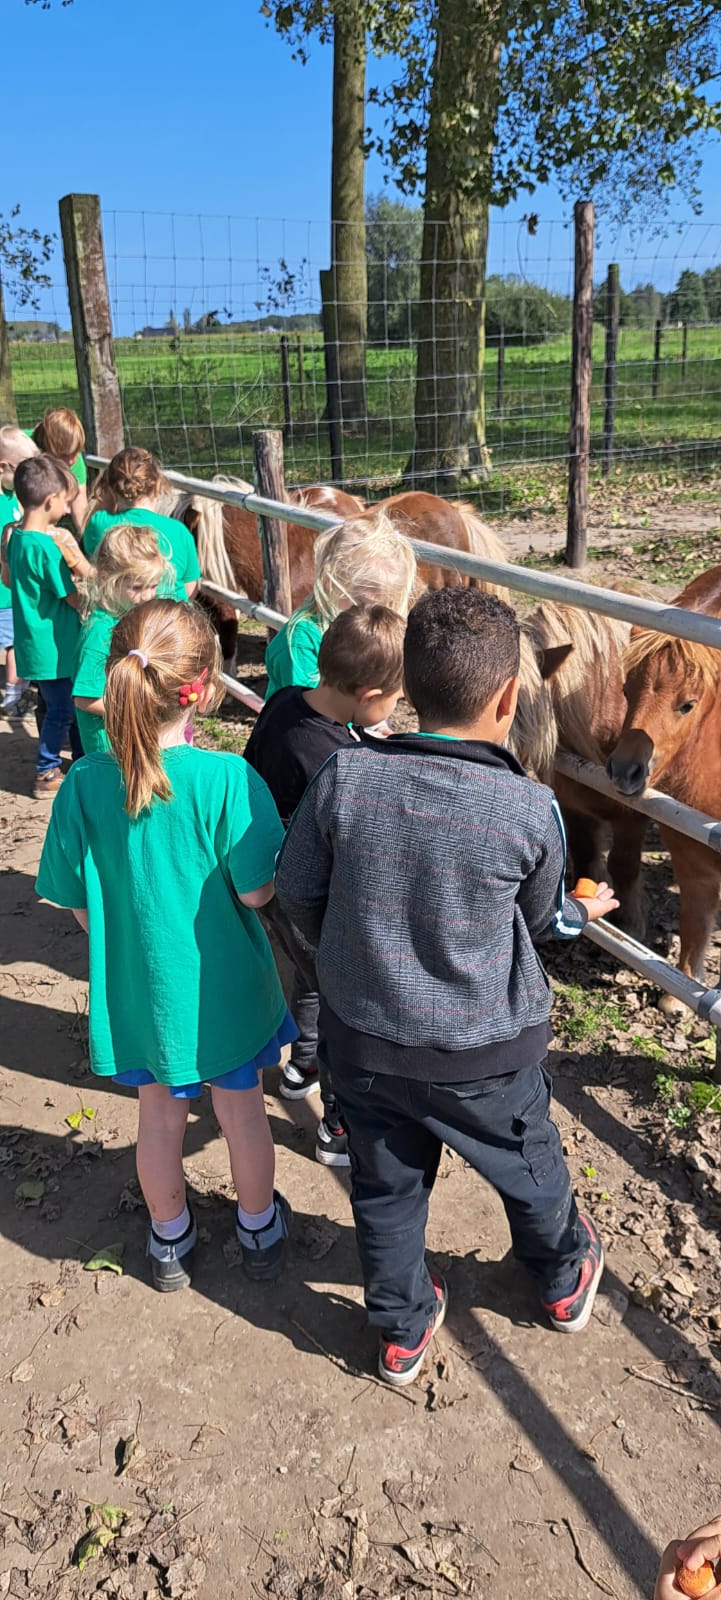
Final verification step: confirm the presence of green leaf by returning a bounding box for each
[82,1107,96,1120]
[15,1180,45,1203]
[83,1242,124,1275]
[65,1111,82,1130]
[582,1165,597,1180]
[88,1502,128,1533]
[75,1526,116,1569]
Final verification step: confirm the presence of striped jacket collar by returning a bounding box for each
[359,729,528,777]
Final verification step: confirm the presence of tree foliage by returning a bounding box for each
[0,207,54,311]
[366,195,422,343]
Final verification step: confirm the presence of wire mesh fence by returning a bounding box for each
[5,205,721,512]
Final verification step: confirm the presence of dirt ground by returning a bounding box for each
[3,530,721,1600]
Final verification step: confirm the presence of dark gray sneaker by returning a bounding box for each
[236,1191,291,1282]
[146,1212,197,1292]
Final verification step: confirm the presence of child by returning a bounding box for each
[36,598,295,1292]
[245,603,405,1163]
[654,1515,721,1597]
[0,426,39,710]
[32,407,88,533]
[73,525,169,754]
[6,455,83,798]
[83,447,200,601]
[264,510,416,699]
[276,587,618,1385]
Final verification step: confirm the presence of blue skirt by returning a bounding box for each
[112,1009,298,1099]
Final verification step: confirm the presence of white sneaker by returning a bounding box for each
[279,1062,322,1100]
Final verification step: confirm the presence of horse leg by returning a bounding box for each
[658,830,721,1015]
[607,808,647,939]
[561,806,606,885]
[196,594,238,678]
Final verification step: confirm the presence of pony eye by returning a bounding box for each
[678,701,696,715]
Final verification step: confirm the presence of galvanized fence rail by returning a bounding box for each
[86,453,721,1050]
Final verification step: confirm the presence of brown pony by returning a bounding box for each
[607,565,721,998]
[369,492,509,596]
[511,602,648,934]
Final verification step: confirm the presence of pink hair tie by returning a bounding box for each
[127,649,148,669]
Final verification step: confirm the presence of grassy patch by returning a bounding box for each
[198,716,249,756]
[553,980,628,1042]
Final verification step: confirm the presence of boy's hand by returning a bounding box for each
[573,880,619,923]
[654,1516,721,1598]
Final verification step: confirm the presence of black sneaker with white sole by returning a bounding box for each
[378,1272,448,1387]
[315,1119,350,1168]
[541,1214,604,1333]
[147,1211,197,1293]
[279,1062,321,1100]
[236,1191,291,1281]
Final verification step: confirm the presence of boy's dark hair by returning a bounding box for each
[403,588,520,725]
[14,453,75,511]
[318,603,405,695]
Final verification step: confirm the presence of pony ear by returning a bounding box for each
[629,624,643,640]
[540,642,574,681]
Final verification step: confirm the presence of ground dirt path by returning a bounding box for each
[3,543,721,1598]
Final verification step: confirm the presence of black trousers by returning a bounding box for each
[327,1056,587,1348]
[260,899,338,1119]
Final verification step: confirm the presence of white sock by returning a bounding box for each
[152,1204,191,1241]
[3,683,24,705]
[237,1199,275,1232]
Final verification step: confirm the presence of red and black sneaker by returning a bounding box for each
[378,1272,448,1387]
[541,1215,604,1334]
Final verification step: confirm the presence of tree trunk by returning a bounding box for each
[328,0,367,424]
[405,0,503,490]
[0,267,17,424]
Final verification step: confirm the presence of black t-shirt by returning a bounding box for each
[244,686,356,825]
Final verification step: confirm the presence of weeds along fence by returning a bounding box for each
[6,195,721,550]
[89,428,721,1076]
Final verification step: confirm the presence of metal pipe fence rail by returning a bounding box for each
[86,453,721,1052]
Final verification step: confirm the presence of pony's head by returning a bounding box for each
[607,629,721,795]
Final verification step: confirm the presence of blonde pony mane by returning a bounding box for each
[624,628,721,690]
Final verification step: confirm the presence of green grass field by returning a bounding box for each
[9,322,721,509]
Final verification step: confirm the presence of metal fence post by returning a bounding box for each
[496,331,505,420]
[59,193,124,458]
[0,267,17,424]
[279,335,292,441]
[601,262,620,477]
[252,429,293,622]
[566,199,595,568]
[652,317,663,400]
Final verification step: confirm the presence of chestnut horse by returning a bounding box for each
[511,601,647,935]
[607,565,721,999]
[178,482,509,669]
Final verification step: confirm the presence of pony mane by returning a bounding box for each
[528,601,629,767]
[508,625,558,785]
[624,628,721,689]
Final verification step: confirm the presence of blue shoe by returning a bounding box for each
[236,1191,291,1282]
[146,1211,197,1293]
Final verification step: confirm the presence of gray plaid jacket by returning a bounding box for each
[275,735,585,1053]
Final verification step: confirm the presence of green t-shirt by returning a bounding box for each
[72,607,116,754]
[0,489,22,609]
[71,454,87,487]
[82,508,201,600]
[265,612,323,700]
[8,527,80,680]
[36,746,287,1084]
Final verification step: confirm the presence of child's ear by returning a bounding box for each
[497,674,520,721]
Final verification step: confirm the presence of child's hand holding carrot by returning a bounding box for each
[654,1516,721,1598]
[571,878,620,924]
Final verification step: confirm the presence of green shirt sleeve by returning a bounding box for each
[36,778,87,910]
[225,762,285,895]
[265,614,323,697]
[174,522,201,584]
[36,540,76,600]
[71,455,88,487]
[73,614,115,700]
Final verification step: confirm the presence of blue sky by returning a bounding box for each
[5,0,721,331]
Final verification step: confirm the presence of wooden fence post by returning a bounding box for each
[566,199,595,568]
[601,262,620,477]
[279,335,293,441]
[253,428,293,621]
[496,331,505,420]
[319,267,345,484]
[681,321,688,380]
[651,317,663,400]
[59,193,124,458]
[0,267,17,424]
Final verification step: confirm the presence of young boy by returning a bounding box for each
[5,455,84,797]
[275,588,618,1385]
[245,603,405,1166]
[0,426,39,710]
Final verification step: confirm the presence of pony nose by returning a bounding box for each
[605,754,647,796]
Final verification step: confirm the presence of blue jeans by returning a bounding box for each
[327,1057,586,1348]
[37,678,83,775]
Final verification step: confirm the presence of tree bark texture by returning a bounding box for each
[406,0,503,490]
[59,193,124,458]
[0,268,17,424]
[253,429,293,621]
[566,199,594,567]
[329,0,367,423]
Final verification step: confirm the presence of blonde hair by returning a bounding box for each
[105,600,222,817]
[85,524,170,619]
[88,446,169,519]
[296,511,417,641]
[32,407,85,462]
[0,426,39,470]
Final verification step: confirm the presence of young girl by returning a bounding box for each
[83,447,201,602]
[264,510,417,699]
[37,598,295,1291]
[73,525,169,754]
[32,407,88,534]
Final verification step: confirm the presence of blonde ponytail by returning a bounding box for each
[105,599,222,817]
